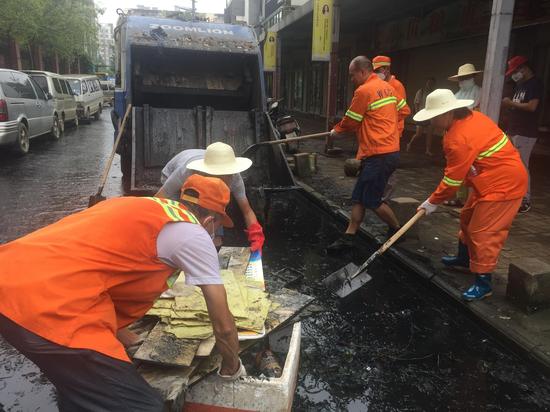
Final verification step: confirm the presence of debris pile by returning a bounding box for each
[147,269,273,340]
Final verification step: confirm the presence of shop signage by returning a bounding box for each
[264,31,277,72]
[311,0,333,61]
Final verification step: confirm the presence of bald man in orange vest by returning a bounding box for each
[0,175,245,411]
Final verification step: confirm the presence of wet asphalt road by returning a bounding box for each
[0,111,123,411]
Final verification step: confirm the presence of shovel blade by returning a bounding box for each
[88,194,106,208]
[322,262,373,298]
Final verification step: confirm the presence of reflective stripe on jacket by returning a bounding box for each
[388,75,411,136]
[0,197,198,362]
[334,73,400,159]
[429,111,527,204]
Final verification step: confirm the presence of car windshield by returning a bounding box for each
[67,79,81,96]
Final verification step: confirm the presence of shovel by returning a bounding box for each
[323,209,425,298]
[88,104,132,207]
[241,131,331,157]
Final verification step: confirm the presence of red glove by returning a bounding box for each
[246,222,265,253]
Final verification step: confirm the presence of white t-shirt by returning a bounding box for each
[156,221,222,286]
[160,149,246,201]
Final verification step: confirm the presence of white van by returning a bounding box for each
[24,70,78,132]
[62,75,104,123]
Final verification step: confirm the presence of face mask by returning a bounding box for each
[458,78,475,89]
[376,72,386,81]
[206,218,216,240]
[511,72,523,83]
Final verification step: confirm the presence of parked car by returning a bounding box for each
[0,69,59,155]
[24,70,79,131]
[62,74,103,123]
[99,80,115,106]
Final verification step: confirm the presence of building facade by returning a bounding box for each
[98,23,115,72]
[261,0,550,133]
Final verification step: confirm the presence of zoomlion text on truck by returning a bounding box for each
[113,15,292,193]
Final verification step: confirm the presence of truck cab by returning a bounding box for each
[114,16,289,193]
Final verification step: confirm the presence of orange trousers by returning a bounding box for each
[458,196,522,274]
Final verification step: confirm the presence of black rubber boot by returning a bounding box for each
[441,241,469,268]
[326,234,355,253]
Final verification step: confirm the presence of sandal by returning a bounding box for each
[443,199,463,207]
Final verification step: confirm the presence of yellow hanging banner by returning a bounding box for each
[311,0,333,61]
[263,32,277,72]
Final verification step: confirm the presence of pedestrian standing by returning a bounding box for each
[157,142,264,251]
[501,56,543,213]
[416,90,527,301]
[0,175,245,411]
[448,63,483,109]
[407,77,436,155]
[326,56,401,251]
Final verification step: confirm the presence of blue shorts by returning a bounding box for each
[351,152,399,209]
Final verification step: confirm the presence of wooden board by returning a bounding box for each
[133,322,201,367]
[220,246,250,277]
[195,336,216,357]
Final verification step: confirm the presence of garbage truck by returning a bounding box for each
[113,15,293,195]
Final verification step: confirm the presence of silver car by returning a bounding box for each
[0,69,59,155]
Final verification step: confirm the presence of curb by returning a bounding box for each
[296,179,550,373]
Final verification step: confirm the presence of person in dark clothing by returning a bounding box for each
[501,56,543,213]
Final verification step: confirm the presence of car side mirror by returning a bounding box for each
[46,92,53,100]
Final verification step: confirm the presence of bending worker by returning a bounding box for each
[157,141,264,252]
[327,55,401,251]
[415,89,527,301]
[0,175,245,411]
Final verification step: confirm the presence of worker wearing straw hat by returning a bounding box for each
[157,142,264,253]
[415,89,527,301]
[448,63,483,109]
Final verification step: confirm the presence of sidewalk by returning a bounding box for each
[292,114,550,369]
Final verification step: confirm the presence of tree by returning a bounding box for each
[0,0,101,66]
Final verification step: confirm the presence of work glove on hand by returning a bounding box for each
[245,222,265,253]
[217,358,247,381]
[418,199,437,215]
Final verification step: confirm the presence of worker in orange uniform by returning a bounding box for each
[0,175,245,411]
[327,56,402,251]
[372,55,411,136]
[415,89,527,301]
[372,55,411,201]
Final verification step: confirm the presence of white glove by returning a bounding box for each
[217,359,247,381]
[329,128,338,138]
[418,199,437,215]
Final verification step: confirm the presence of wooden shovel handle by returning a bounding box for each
[97,104,132,193]
[264,131,331,145]
[379,209,425,254]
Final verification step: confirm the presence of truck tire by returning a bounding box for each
[15,123,30,155]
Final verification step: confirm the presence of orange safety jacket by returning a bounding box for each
[334,73,400,159]
[0,196,199,362]
[388,75,411,136]
[429,111,527,204]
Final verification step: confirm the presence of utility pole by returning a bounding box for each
[480,0,515,122]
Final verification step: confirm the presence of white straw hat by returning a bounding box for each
[448,63,483,81]
[187,142,252,175]
[413,89,474,122]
